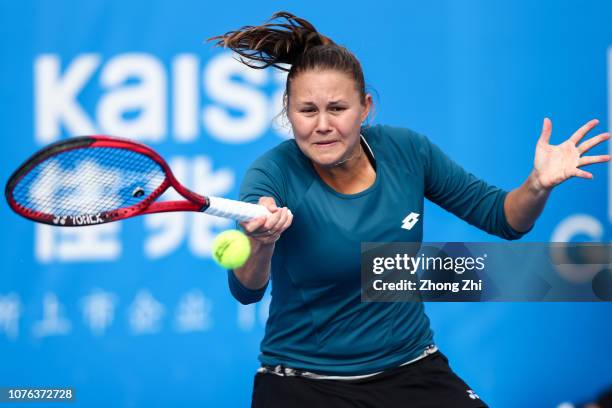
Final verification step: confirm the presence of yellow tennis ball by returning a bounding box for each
[212,229,251,269]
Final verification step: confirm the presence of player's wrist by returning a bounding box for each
[249,235,276,251]
[527,169,552,195]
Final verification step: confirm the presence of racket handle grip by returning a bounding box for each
[205,196,272,222]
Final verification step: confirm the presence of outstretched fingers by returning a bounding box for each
[577,154,611,167]
[578,132,611,154]
[570,119,599,144]
[573,168,594,179]
[538,117,553,144]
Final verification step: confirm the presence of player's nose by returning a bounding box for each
[315,113,332,134]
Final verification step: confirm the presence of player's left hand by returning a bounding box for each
[532,118,610,191]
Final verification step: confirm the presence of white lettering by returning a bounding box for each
[0,293,21,340]
[144,155,233,259]
[97,53,166,141]
[128,290,165,335]
[32,293,71,338]
[550,214,603,283]
[419,280,460,293]
[174,290,213,332]
[203,53,268,143]
[35,223,121,263]
[34,54,99,143]
[173,54,199,142]
[81,289,117,336]
[34,52,288,145]
[68,213,104,226]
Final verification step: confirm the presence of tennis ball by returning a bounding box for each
[212,229,251,269]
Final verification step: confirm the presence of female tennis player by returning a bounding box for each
[209,12,610,407]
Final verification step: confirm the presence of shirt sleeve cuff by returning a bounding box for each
[227,269,269,305]
[498,191,534,240]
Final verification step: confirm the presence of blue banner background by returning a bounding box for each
[0,1,610,407]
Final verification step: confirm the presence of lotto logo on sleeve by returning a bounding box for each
[401,212,420,230]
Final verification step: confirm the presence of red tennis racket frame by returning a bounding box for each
[5,136,213,226]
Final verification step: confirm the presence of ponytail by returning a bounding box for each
[208,11,333,71]
[208,11,367,104]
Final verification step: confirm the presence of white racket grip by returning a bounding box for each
[204,196,273,222]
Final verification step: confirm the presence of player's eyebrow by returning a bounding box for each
[298,100,348,106]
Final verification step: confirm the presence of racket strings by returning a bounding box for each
[12,147,166,217]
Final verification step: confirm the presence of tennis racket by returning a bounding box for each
[5,135,270,226]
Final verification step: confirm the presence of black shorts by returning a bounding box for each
[251,351,488,408]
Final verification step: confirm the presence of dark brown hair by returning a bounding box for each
[207,11,368,106]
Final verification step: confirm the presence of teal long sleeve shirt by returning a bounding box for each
[228,124,528,375]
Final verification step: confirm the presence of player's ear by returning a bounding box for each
[360,93,373,123]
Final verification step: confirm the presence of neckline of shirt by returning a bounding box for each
[314,134,381,200]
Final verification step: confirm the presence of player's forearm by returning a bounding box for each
[504,170,551,232]
[233,237,275,290]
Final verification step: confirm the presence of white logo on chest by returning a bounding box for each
[401,212,420,230]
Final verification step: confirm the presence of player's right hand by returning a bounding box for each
[240,196,293,245]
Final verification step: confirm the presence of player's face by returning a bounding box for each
[287,69,371,168]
